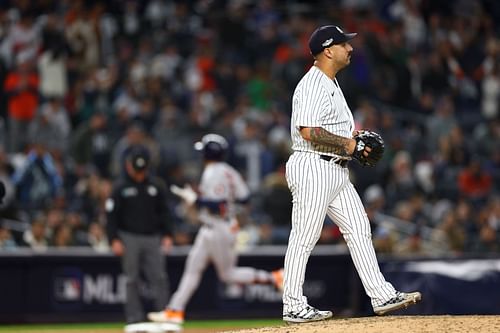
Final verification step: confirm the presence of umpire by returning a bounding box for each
[105,145,173,324]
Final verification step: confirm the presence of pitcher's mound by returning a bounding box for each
[225,315,500,333]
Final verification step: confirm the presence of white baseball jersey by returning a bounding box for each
[291,65,354,158]
[198,161,250,219]
[283,65,397,314]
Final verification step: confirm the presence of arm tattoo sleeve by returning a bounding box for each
[309,127,351,156]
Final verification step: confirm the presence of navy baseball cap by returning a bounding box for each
[308,25,357,56]
[127,145,150,171]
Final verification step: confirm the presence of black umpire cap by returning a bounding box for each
[127,145,150,172]
[309,25,357,56]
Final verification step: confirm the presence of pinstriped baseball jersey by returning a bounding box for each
[291,66,354,157]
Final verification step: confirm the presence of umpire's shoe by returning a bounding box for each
[373,291,422,315]
[283,305,333,323]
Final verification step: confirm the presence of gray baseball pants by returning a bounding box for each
[119,231,169,323]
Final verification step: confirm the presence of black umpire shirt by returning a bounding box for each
[106,174,173,241]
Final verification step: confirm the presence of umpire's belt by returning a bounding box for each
[319,155,349,167]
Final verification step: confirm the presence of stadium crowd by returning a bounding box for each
[0,0,498,256]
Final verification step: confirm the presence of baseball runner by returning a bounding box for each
[282,25,421,323]
[148,133,283,325]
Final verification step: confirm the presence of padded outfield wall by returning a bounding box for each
[0,246,499,323]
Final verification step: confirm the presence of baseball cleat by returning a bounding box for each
[373,291,422,315]
[147,309,185,324]
[272,268,284,291]
[283,305,333,323]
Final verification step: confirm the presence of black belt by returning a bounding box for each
[319,155,349,167]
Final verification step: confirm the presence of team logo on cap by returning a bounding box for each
[322,38,334,47]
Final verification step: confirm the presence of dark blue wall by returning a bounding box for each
[0,251,499,323]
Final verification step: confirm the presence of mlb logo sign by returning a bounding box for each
[54,277,81,301]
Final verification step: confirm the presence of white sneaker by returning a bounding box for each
[283,305,333,323]
[373,291,422,315]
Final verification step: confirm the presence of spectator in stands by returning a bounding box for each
[152,97,192,167]
[407,191,432,228]
[458,158,493,204]
[437,210,466,254]
[86,222,109,252]
[134,97,157,133]
[0,10,40,68]
[471,224,499,253]
[50,224,75,248]
[385,151,417,206]
[445,125,470,167]
[259,162,292,244]
[473,119,500,161]
[0,222,17,250]
[64,2,100,73]
[394,229,432,257]
[480,38,499,119]
[420,51,450,98]
[4,53,39,152]
[71,171,105,223]
[70,111,115,178]
[28,97,71,158]
[22,213,48,251]
[45,206,66,234]
[468,196,500,254]
[426,95,457,153]
[12,143,63,210]
[363,184,387,232]
[373,226,396,254]
[110,122,149,178]
[233,117,274,193]
[38,13,69,101]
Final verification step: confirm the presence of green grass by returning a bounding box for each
[0,322,119,332]
[0,319,284,332]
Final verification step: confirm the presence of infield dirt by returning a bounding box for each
[224,315,500,333]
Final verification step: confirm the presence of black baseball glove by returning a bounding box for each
[352,130,385,167]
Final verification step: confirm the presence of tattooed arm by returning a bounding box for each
[300,127,357,156]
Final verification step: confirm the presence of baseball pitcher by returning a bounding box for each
[282,25,421,323]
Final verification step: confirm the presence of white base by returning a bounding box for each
[124,322,182,333]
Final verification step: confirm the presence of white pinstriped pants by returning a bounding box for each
[283,151,397,312]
